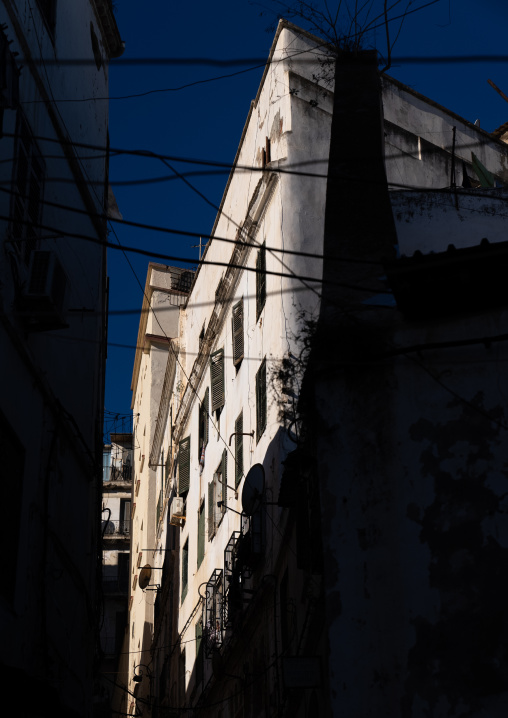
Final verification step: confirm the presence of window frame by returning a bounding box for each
[208,450,228,540]
[198,388,209,454]
[235,412,244,488]
[197,499,205,568]
[181,539,189,603]
[256,359,267,442]
[36,0,57,38]
[231,299,244,367]
[210,348,225,413]
[256,243,266,319]
[178,436,191,495]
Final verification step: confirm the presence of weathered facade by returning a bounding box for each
[0,2,122,717]
[121,264,192,716]
[100,433,133,711]
[125,21,508,718]
[311,51,508,718]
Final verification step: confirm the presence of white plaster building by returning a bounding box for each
[0,2,122,717]
[125,21,508,718]
[121,264,193,715]
[101,432,133,710]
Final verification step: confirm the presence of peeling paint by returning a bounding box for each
[403,393,508,716]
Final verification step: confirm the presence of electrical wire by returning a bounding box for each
[17,0,446,106]
[3,131,503,183]
[23,53,508,68]
[2,212,395,294]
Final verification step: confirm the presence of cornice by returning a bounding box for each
[92,0,124,58]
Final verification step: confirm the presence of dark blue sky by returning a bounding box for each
[104,0,508,433]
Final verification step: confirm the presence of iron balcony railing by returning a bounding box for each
[104,463,132,482]
[102,519,131,536]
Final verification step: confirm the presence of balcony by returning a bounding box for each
[104,463,132,483]
[102,519,131,537]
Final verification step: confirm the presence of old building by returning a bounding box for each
[0,2,122,717]
[100,433,133,711]
[119,264,193,716]
[125,21,508,718]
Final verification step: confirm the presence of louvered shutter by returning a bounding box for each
[203,388,209,446]
[256,243,266,319]
[178,436,191,495]
[256,360,267,441]
[208,481,214,540]
[210,349,225,412]
[231,300,244,366]
[222,449,228,515]
[235,412,243,488]
[197,501,205,567]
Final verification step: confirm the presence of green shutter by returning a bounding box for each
[235,412,243,488]
[197,500,205,567]
[256,243,266,319]
[199,389,209,450]
[256,360,267,441]
[178,436,191,495]
[222,449,228,514]
[210,349,225,412]
[165,451,171,487]
[157,489,162,525]
[232,300,244,366]
[208,481,214,541]
[203,388,209,445]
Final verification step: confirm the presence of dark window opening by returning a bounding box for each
[256,359,267,442]
[231,299,244,367]
[36,0,57,37]
[235,412,244,488]
[256,243,266,319]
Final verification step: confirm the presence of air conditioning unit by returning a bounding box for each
[169,496,185,526]
[20,250,67,330]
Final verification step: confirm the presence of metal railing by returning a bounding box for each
[102,519,131,536]
[104,464,132,482]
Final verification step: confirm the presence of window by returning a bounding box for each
[262,137,271,168]
[36,0,57,35]
[120,499,131,534]
[210,349,225,413]
[181,540,189,603]
[256,359,267,441]
[103,449,111,482]
[11,114,45,264]
[203,569,223,656]
[198,388,209,455]
[231,300,244,367]
[197,499,205,568]
[164,450,171,488]
[235,412,243,488]
[208,450,227,540]
[256,243,266,319]
[178,436,191,495]
[156,488,163,526]
[118,553,129,593]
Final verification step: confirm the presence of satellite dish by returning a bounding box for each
[139,564,152,590]
[241,464,265,515]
